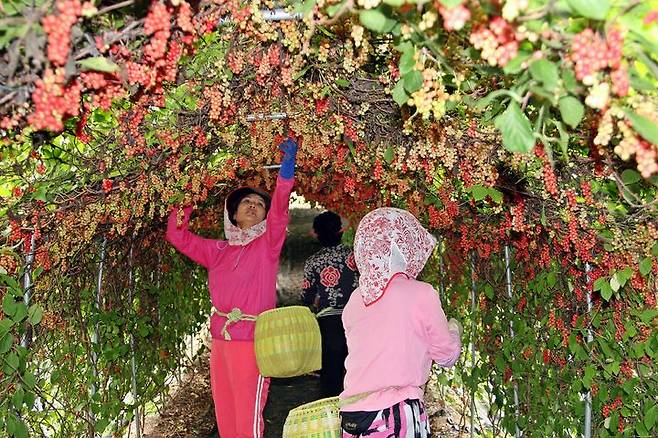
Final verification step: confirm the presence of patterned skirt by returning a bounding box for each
[342,399,430,438]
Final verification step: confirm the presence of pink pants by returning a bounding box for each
[210,338,270,437]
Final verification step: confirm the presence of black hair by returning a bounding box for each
[313,211,343,247]
[225,187,272,226]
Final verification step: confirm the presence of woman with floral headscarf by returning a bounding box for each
[339,207,462,438]
[166,138,297,438]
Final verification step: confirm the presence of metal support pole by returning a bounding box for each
[584,263,593,438]
[504,245,521,438]
[90,237,107,429]
[128,247,141,438]
[469,253,477,438]
[21,234,36,348]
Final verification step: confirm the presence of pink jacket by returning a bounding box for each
[340,274,461,411]
[166,176,294,341]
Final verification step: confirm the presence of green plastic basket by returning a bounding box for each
[254,306,321,377]
[283,397,341,438]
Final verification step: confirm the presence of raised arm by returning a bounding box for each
[419,285,462,367]
[265,138,297,256]
[166,206,219,268]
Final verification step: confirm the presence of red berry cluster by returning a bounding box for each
[601,396,622,417]
[28,69,82,131]
[42,0,82,66]
[102,179,113,193]
[535,145,558,197]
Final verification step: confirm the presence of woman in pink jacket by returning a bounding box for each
[339,207,462,437]
[166,139,297,437]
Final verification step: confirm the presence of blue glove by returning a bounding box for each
[279,138,298,179]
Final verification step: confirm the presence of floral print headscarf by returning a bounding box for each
[354,207,436,305]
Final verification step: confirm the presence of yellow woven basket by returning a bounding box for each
[283,396,341,438]
[254,306,321,377]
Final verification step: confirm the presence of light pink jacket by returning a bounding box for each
[166,176,294,341]
[340,274,461,411]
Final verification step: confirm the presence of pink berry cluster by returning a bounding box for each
[570,28,628,96]
[438,3,471,31]
[469,17,519,67]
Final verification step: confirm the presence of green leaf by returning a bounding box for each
[567,0,610,20]
[96,418,110,433]
[383,145,395,164]
[77,57,120,73]
[600,282,613,301]
[392,80,408,106]
[3,294,17,317]
[625,110,658,146]
[494,102,535,154]
[645,403,658,430]
[610,274,621,292]
[562,69,579,94]
[4,352,19,374]
[28,304,43,325]
[529,60,559,91]
[12,387,24,410]
[621,169,641,185]
[399,47,416,76]
[468,185,489,201]
[326,0,346,16]
[636,423,650,437]
[23,371,36,388]
[639,309,658,324]
[583,365,596,389]
[335,78,350,88]
[359,9,396,33]
[403,70,423,93]
[0,333,14,354]
[558,96,585,129]
[484,284,494,299]
[0,319,13,337]
[503,52,531,75]
[296,0,316,17]
[12,303,27,323]
[488,188,503,203]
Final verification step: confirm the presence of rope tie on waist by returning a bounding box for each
[212,306,258,340]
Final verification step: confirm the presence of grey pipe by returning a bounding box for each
[128,246,141,437]
[504,245,521,438]
[21,234,36,348]
[470,253,476,438]
[584,263,593,438]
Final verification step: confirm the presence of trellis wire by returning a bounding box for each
[128,246,141,438]
[20,234,36,348]
[245,112,288,121]
[469,252,477,438]
[504,245,521,438]
[90,237,107,430]
[218,9,302,25]
[584,262,593,438]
